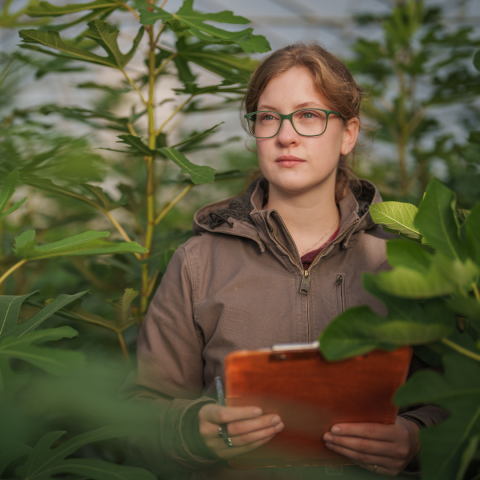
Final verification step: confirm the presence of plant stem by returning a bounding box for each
[145,270,160,298]
[117,331,131,365]
[0,259,26,286]
[126,121,138,136]
[472,283,480,303]
[121,2,139,19]
[141,22,158,315]
[121,69,147,106]
[153,23,166,48]
[155,51,177,77]
[441,338,480,363]
[155,184,193,225]
[154,94,194,137]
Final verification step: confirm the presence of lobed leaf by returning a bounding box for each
[369,202,421,241]
[16,425,156,480]
[139,0,270,54]
[395,354,480,480]
[26,0,121,17]
[0,291,39,339]
[415,178,467,261]
[117,135,156,156]
[172,122,223,149]
[158,147,215,184]
[13,230,147,260]
[0,440,31,476]
[0,170,27,220]
[0,326,86,376]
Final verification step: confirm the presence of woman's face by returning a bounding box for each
[255,66,359,196]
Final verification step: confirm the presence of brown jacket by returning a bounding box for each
[121,179,446,480]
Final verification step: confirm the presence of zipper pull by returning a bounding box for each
[336,275,343,286]
[300,270,310,295]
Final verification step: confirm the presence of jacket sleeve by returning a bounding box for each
[119,244,219,475]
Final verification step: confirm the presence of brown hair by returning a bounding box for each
[243,42,365,202]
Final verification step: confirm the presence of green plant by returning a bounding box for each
[349,0,480,201]
[319,138,480,478]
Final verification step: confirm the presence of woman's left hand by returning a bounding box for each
[323,417,420,477]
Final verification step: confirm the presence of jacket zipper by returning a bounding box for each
[336,274,346,313]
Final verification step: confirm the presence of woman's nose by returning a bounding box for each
[276,118,299,146]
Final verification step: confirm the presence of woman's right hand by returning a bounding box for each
[198,404,284,459]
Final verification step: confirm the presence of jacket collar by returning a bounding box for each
[193,178,383,258]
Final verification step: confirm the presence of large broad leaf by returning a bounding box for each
[21,175,122,212]
[116,135,156,156]
[0,440,31,476]
[0,326,85,376]
[139,0,270,54]
[466,204,480,265]
[15,426,157,480]
[158,147,215,184]
[395,354,480,480]
[0,170,27,220]
[26,0,121,17]
[369,201,421,241]
[0,291,86,339]
[376,247,478,299]
[19,20,144,69]
[415,178,467,261]
[319,275,454,361]
[13,230,147,260]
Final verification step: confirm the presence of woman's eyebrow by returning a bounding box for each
[257,101,324,111]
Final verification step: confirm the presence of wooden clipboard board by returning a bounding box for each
[225,343,412,469]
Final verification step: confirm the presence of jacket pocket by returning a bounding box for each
[335,273,346,314]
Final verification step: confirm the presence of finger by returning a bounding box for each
[230,422,284,447]
[201,404,263,425]
[323,433,400,458]
[215,434,277,460]
[227,414,283,437]
[329,423,397,442]
[325,442,405,475]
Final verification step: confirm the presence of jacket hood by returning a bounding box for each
[194,178,382,237]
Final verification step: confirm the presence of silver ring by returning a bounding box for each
[218,426,223,437]
[373,465,378,473]
[225,437,234,448]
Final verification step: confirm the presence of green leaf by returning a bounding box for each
[0,170,27,220]
[158,147,215,184]
[466,204,480,265]
[25,0,121,17]
[16,426,157,480]
[415,178,467,261]
[395,354,480,480]
[386,239,431,273]
[84,19,144,68]
[19,20,144,69]
[369,202,422,241]
[60,300,118,332]
[457,434,480,480]
[116,135,156,156]
[106,288,139,331]
[0,292,39,339]
[319,298,453,361]
[0,326,86,376]
[474,50,480,72]
[172,122,223,149]
[11,292,87,338]
[469,131,480,145]
[13,230,147,260]
[0,440,31,476]
[376,253,478,299]
[139,0,270,54]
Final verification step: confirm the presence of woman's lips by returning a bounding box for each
[275,155,306,168]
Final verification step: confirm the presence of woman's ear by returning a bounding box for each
[341,117,360,156]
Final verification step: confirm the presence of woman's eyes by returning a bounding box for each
[299,110,319,119]
[260,113,278,121]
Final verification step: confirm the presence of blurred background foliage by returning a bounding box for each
[0,0,480,479]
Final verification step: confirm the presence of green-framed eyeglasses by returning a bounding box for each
[244,108,342,139]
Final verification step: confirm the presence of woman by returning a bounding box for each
[122,43,446,479]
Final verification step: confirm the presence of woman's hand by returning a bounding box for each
[198,404,284,459]
[323,417,420,476]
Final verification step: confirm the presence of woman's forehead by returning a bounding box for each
[257,67,329,111]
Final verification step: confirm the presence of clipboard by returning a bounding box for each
[225,342,412,469]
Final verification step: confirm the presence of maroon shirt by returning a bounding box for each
[300,228,339,270]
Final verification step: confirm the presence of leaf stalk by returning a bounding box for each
[441,338,480,363]
[155,184,193,225]
[0,259,27,286]
[154,94,194,137]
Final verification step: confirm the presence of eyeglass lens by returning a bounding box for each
[248,110,328,138]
